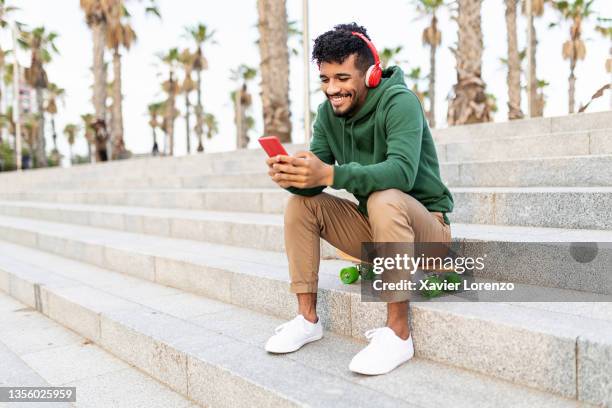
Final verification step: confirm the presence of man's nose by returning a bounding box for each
[327,79,340,95]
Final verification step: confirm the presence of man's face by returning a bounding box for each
[319,54,368,118]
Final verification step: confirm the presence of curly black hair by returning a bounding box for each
[312,23,375,74]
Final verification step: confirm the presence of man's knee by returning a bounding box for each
[284,194,320,227]
[367,189,406,216]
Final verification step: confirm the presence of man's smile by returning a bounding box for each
[328,93,352,108]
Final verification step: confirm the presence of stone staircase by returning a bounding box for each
[0,110,611,407]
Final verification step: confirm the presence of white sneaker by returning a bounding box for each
[349,327,414,375]
[265,315,323,353]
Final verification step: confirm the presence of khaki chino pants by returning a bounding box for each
[284,189,452,294]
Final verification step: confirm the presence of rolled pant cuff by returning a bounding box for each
[290,282,318,294]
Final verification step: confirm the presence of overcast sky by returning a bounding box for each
[8,0,612,161]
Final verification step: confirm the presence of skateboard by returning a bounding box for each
[336,250,375,284]
[336,249,463,297]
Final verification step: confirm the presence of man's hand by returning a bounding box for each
[265,151,334,189]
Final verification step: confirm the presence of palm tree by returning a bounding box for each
[595,17,611,108]
[522,0,545,117]
[44,82,65,154]
[21,26,60,168]
[0,0,17,142]
[106,5,135,159]
[505,0,524,119]
[80,113,95,163]
[0,49,7,145]
[105,1,159,159]
[63,123,78,164]
[405,67,428,105]
[379,46,403,70]
[186,23,215,152]
[551,0,595,113]
[159,47,180,156]
[147,101,163,155]
[447,0,492,125]
[1,105,14,152]
[230,64,256,149]
[178,49,196,154]
[257,0,291,142]
[203,112,218,142]
[80,0,110,138]
[21,112,39,167]
[534,79,549,116]
[413,0,444,127]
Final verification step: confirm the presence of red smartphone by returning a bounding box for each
[258,136,288,157]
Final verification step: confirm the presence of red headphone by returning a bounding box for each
[351,31,382,88]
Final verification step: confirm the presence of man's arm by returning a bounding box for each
[331,91,423,196]
[265,110,335,195]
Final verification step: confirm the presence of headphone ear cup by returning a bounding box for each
[369,64,382,87]
[365,64,382,88]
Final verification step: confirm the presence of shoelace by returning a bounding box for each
[365,327,389,342]
[274,316,304,334]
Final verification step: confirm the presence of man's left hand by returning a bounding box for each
[268,151,334,189]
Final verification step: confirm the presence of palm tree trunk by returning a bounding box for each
[257,0,292,142]
[447,0,491,125]
[195,68,204,152]
[428,23,437,128]
[527,11,538,117]
[92,22,107,132]
[111,48,125,159]
[0,65,3,144]
[35,87,47,167]
[185,93,191,154]
[234,89,241,149]
[151,127,157,153]
[505,0,524,120]
[165,74,176,156]
[51,115,57,151]
[69,144,73,165]
[568,58,576,113]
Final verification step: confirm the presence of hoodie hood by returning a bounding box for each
[326,66,407,164]
[337,65,408,124]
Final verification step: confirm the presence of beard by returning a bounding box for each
[328,93,360,118]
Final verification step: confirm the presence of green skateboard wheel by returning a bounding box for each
[442,271,462,291]
[340,266,360,284]
[421,275,444,298]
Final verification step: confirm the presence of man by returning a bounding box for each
[264,23,453,375]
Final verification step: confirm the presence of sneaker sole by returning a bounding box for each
[265,332,323,354]
[349,353,414,375]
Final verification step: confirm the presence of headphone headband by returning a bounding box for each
[351,31,380,66]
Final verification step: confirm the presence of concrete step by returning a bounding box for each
[5,153,611,191]
[438,128,611,163]
[431,110,612,143]
[0,293,199,408]
[1,184,610,230]
[0,218,611,402]
[441,154,612,187]
[1,128,610,191]
[161,153,612,189]
[0,241,605,406]
[0,203,611,296]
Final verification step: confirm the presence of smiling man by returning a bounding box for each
[264,23,454,375]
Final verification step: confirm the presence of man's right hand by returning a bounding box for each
[266,155,291,187]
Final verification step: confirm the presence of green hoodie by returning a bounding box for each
[287,66,453,225]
